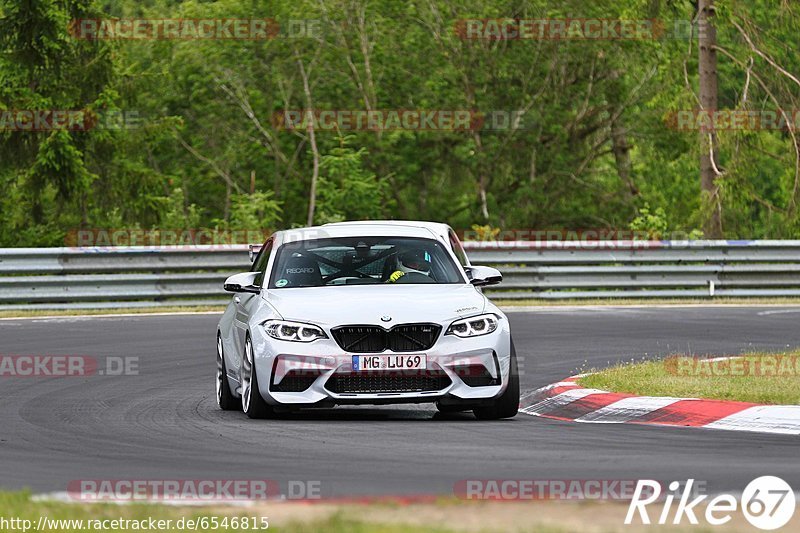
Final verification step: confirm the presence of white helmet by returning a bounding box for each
[397,250,432,276]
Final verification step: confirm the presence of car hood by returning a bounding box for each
[263,284,487,327]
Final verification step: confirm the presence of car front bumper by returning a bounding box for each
[249,320,512,407]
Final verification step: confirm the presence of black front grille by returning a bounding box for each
[331,323,441,353]
[331,326,386,353]
[270,371,321,392]
[325,370,451,394]
[389,324,441,351]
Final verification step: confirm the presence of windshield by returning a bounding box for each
[268,236,464,288]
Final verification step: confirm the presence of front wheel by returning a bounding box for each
[241,336,276,419]
[473,339,520,420]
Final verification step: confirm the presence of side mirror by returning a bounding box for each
[224,272,261,294]
[466,266,503,287]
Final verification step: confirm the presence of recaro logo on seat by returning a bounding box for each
[286,268,315,274]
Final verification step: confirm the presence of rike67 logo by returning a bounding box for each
[626,477,796,530]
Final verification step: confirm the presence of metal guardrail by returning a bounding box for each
[1,241,800,309]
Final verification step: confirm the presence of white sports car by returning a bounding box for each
[216,221,519,419]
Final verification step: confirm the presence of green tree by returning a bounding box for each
[0,0,116,244]
[315,144,390,223]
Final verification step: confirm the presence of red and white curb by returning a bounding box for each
[520,376,800,436]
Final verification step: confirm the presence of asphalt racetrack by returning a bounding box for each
[1,306,799,498]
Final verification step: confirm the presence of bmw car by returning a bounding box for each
[216,221,519,420]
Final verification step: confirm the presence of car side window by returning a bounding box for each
[252,240,273,287]
[448,229,469,266]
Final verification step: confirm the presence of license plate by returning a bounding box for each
[352,354,426,371]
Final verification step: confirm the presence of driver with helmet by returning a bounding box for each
[386,249,432,283]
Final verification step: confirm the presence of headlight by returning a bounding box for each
[263,320,327,342]
[445,314,499,338]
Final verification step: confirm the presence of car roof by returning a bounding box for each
[274,222,442,243]
[324,220,452,234]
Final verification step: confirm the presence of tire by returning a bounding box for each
[473,339,520,420]
[241,335,275,419]
[216,335,239,411]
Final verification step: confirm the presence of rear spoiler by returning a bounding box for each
[248,244,263,262]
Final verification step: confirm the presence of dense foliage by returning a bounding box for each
[2,0,800,245]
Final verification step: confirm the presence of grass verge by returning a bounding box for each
[495,297,800,307]
[0,491,763,533]
[0,491,447,533]
[579,352,800,404]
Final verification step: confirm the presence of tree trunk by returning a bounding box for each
[699,0,722,237]
[611,119,637,197]
[296,55,320,227]
[224,179,231,223]
[472,130,490,220]
[305,115,320,227]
